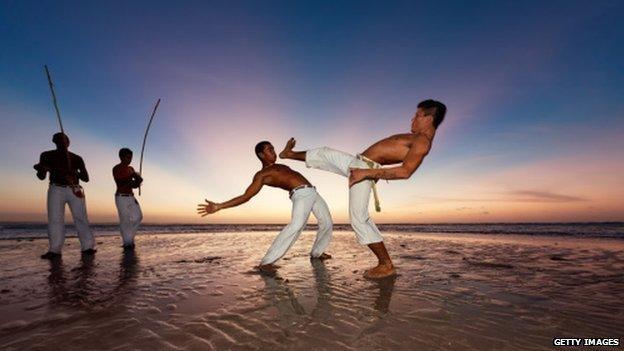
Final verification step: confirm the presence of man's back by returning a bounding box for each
[39,150,86,185]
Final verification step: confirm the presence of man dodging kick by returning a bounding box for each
[197,141,333,273]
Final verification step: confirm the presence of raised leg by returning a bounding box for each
[279,137,306,161]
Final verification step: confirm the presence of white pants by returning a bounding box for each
[260,187,333,265]
[47,184,95,253]
[115,195,143,246]
[305,147,384,245]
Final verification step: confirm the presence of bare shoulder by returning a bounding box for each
[112,163,124,177]
[412,134,433,153]
[253,169,269,182]
[274,163,293,171]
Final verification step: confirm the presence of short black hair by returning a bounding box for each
[119,148,133,159]
[254,141,271,160]
[417,99,447,128]
[52,132,69,145]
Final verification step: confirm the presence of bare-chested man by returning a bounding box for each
[279,99,446,279]
[34,132,96,259]
[197,141,333,273]
[113,148,143,249]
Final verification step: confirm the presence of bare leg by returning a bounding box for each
[364,242,396,279]
[279,137,306,161]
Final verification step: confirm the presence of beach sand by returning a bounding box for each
[1,231,623,350]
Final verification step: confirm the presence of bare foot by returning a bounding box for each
[256,264,278,275]
[311,252,332,260]
[363,263,396,279]
[279,137,296,159]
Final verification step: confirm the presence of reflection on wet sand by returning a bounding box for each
[3,231,623,350]
[46,249,139,308]
[261,259,397,322]
[116,248,139,290]
[372,274,397,313]
[47,255,95,306]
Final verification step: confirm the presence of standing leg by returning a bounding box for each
[46,186,66,255]
[68,191,95,252]
[116,196,134,247]
[128,198,143,246]
[349,179,395,279]
[259,190,316,268]
[309,193,333,259]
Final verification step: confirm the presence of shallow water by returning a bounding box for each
[1,231,623,350]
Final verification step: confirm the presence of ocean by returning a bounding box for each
[1,222,623,240]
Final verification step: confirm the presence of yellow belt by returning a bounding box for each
[357,155,381,212]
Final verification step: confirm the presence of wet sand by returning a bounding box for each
[1,231,623,350]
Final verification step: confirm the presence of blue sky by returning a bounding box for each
[1,0,623,223]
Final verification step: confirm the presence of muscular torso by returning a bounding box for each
[113,164,139,195]
[361,133,432,165]
[259,164,311,191]
[38,150,86,185]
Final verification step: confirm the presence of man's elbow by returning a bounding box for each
[399,167,416,179]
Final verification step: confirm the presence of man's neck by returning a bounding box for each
[262,161,275,168]
[413,127,435,140]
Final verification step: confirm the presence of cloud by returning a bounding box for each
[422,189,587,204]
[508,190,587,203]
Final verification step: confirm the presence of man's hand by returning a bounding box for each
[197,199,220,217]
[34,164,49,172]
[34,164,49,180]
[349,168,368,187]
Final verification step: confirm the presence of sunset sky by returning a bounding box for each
[1,0,623,224]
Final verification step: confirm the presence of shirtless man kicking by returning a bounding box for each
[113,148,143,250]
[197,141,333,273]
[279,99,446,279]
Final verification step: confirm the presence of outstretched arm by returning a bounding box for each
[197,172,265,216]
[349,138,430,187]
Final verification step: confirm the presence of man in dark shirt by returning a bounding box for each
[112,148,143,249]
[34,133,96,259]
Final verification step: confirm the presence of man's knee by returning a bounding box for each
[287,220,306,233]
[349,208,369,226]
[317,218,332,232]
